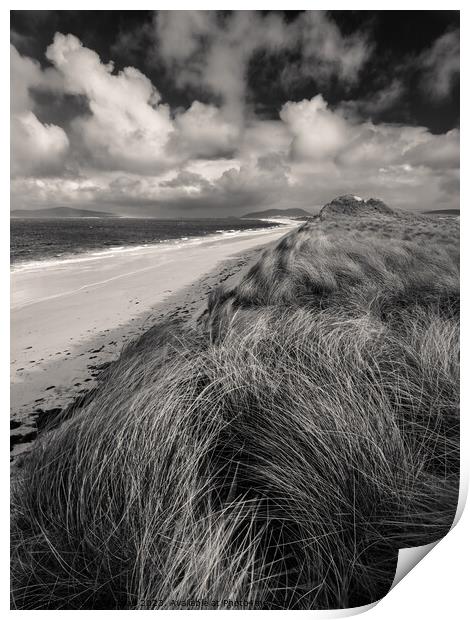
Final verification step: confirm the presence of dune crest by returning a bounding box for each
[320,194,395,219]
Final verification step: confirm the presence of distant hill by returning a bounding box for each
[243,208,313,219]
[423,209,460,216]
[11,207,117,219]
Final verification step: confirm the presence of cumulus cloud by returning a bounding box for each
[268,94,459,211]
[10,23,459,215]
[162,156,293,215]
[170,101,240,159]
[404,129,459,170]
[45,33,175,174]
[155,11,371,125]
[156,11,215,64]
[156,11,289,125]
[11,44,62,114]
[419,29,459,100]
[11,44,69,177]
[280,95,351,161]
[11,112,69,177]
[11,45,42,114]
[40,33,250,172]
[238,120,291,164]
[10,87,460,214]
[280,94,459,175]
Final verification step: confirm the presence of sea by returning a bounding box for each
[11,218,280,269]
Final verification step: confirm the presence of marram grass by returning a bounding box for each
[11,213,459,609]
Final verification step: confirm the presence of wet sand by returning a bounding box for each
[11,222,297,459]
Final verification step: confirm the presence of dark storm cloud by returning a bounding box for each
[10,10,459,215]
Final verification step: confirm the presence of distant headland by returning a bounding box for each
[11,207,117,219]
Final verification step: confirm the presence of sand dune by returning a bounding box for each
[11,207,459,609]
[10,223,296,456]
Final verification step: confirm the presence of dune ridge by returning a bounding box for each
[11,199,459,610]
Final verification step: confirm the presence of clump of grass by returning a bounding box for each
[207,216,458,339]
[11,212,459,609]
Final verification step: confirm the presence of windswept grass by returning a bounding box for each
[11,211,459,609]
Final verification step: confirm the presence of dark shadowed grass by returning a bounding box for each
[11,212,459,609]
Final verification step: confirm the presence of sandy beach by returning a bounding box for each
[10,222,297,459]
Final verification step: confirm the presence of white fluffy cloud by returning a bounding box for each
[11,44,62,115]
[45,33,175,174]
[279,96,459,211]
[156,10,371,125]
[280,95,351,161]
[11,112,69,177]
[10,44,69,177]
[171,101,240,159]
[404,129,459,170]
[156,11,289,124]
[10,28,459,215]
[280,95,459,175]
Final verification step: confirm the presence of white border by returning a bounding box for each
[4,3,467,618]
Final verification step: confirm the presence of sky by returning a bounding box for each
[10,10,460,216]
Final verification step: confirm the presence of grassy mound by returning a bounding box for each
[319,195,395,219]
[11,209,459,610]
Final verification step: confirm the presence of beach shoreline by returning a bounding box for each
[10,222,297,460]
